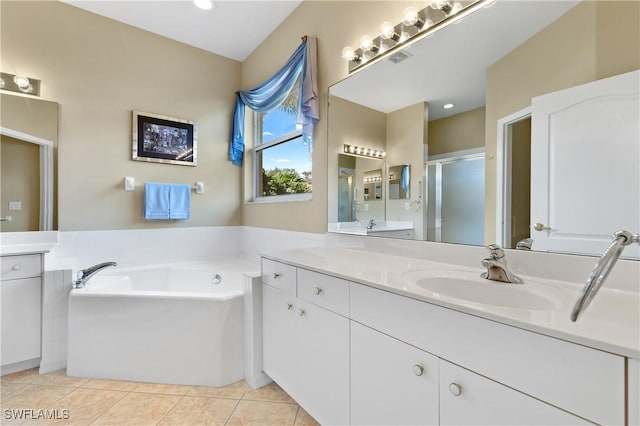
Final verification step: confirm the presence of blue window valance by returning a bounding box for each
[229,35,319,166]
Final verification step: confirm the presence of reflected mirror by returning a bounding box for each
[388,165,410,200]
[327,0,639,258]
[1,93,58,232]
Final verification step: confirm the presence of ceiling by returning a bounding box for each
[330,0,580,120]
[60,0,303,61]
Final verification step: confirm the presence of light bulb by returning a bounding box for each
[349,146,356,154]
[402,7,419,26]
[443,103,455,109]
[13,75,30,89]
[429,0,444,9]
[0,77,5,89]
[193,0,214,10]
[360,35,374,51]
[380,21,397,40]
[341,46,357,61]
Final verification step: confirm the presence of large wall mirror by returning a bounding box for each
[328,0,639,258]
[1,93,58,232]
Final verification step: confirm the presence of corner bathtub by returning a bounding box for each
[67,259,259,387]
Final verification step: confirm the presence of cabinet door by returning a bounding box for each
[439,360,588,425]
[351,321,439,425]
[262,284,297,395]
[296,302,350,426]
[1,277,42,366]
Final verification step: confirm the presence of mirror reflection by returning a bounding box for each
[388,165,410,200]
[328,0,639,258]
[0,93,58,232]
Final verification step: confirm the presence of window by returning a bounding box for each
[254,86,312,201]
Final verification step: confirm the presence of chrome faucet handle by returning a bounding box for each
[486,244,505,259]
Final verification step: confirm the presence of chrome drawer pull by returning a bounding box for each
[449,383,462,396]
[314,286,322,295]
[11,265,21,271]
[298,309,305,316]
[413,364,424,376]
[273,272,281,279]
[286,303,293,311]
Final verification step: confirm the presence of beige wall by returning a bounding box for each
[428,107,485,156]
[0,136,40,231]
[484,1,640,242]
[327,95,386,223]
[241,0,423,233]
[1,1,242,231]
[510,117,531,248]
[385,102,428,240]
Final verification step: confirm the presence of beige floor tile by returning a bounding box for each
[1,368,40,383]
[226,400,298,426]
[131,382,193,396]
[80,378,138,392]
[1,384,75,410]
[91,392,180,426]
[242,382,295,404]
[187,380,249,400]
[23,370,90,388]
[1,382,27,398]
[157,396,238,426]
[294,407,320,426]
[20,388,128,426]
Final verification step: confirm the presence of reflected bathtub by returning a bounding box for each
[67,259,259,387]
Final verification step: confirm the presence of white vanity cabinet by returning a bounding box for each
[350,321,439,425]
[261,259,350,426]
[1,254,43,372]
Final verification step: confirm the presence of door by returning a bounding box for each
[530,70,640,258]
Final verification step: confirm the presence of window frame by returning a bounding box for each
[252,109,312,203]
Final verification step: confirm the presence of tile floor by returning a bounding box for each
[0,369,320,426]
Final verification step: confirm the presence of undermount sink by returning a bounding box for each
[403,270,559,311]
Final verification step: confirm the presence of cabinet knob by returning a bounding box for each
[449,383,462,396]
[286,303,293,311]
[298,308,306,316]
[11,265,21,271]
[413,364,424,376]
[314,286,322,295]
[273,272,281,279]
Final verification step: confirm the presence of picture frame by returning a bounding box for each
[132,111,197,166]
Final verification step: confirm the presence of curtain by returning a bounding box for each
[229,36,319,166]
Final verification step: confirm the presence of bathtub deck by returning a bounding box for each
[1,368,319,425]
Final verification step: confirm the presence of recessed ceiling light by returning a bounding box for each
[443,103,455,109]
[194,0,214,10]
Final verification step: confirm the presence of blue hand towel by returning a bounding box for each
[144,182,171,220]
[169,184,191,220]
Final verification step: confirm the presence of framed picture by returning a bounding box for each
[132,111,197,166]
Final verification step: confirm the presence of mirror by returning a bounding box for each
[1,93,58,231]
[328,0,640,257]
[388,165,410,200]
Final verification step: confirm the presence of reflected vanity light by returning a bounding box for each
[341,0,494,73]
[0,72,41,96]
[343,144,386,159]
[193,0,214,10]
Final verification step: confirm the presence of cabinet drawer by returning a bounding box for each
[1,254,42,281]
[297,268,349,316]
[262,258,296,296]
[350,282,624,425]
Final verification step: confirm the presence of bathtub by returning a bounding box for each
[66,259,259,387]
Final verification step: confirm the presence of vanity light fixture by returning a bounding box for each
[343,144,386,159]
[364,176,382,183]
[342,0,493,73]
[0,72,41,96]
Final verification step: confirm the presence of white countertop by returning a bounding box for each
[1,231,57,256]
[263,246,640,359]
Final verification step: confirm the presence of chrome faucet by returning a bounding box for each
[73,261,117,289]
[516,238,534,250]
[366,219,376,230]
[480,244,523,284]
[570,230,639,322]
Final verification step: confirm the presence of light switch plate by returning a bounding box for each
[8,201,21,211]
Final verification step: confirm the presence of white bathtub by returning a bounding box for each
[66,259,259,387]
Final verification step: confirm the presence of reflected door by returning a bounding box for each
[427,155,485,245]
[531,70,640,258]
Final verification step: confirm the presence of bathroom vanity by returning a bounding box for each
[261,247,639,425]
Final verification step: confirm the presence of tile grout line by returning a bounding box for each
[223,397,243,426]
[153,392,184,426]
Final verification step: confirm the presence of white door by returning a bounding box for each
[530,70,640,258]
